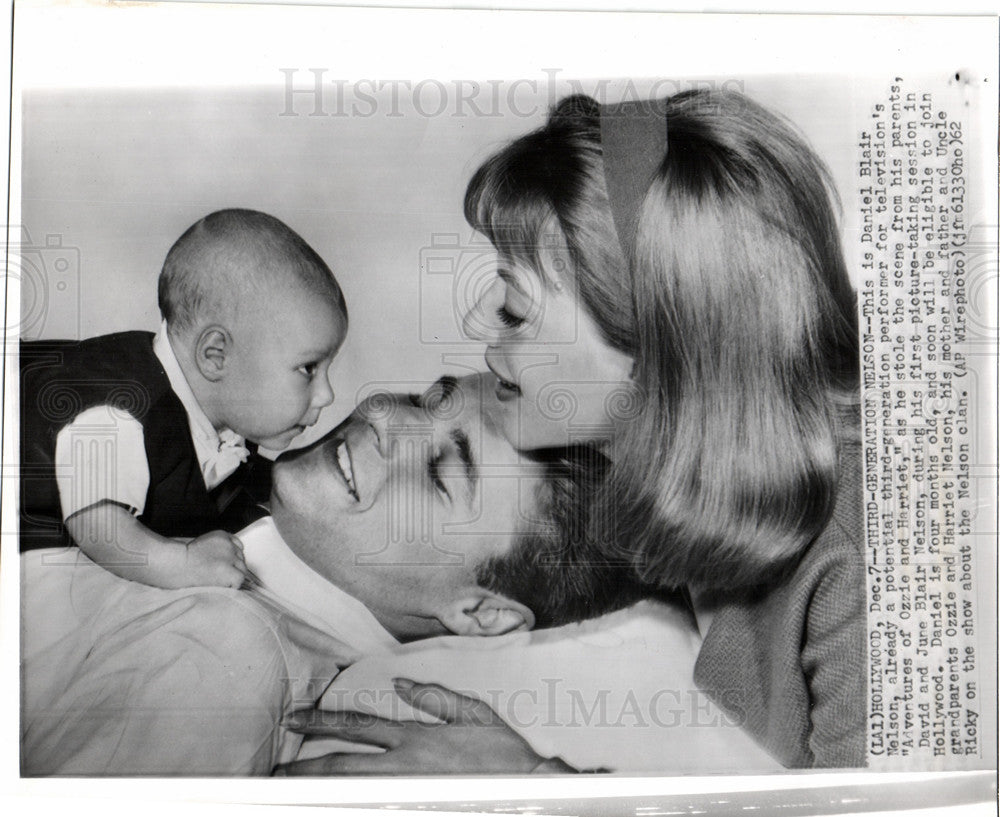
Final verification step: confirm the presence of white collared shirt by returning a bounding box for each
[54,323,247,520]
[238,516,399,656]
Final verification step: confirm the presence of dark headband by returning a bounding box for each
[598,98,669,257]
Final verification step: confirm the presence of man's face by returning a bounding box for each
[270,372,543,638]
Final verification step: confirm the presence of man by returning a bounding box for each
[21,373,647,775]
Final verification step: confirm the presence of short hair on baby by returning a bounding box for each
[158,209,346,333]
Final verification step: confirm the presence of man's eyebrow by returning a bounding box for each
[412,376,460,408]
[449,427,477,502]
[434,375,459,402]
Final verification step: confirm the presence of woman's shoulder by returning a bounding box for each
[782,434,865,609]
[767,437,866,673]
[805,435,865,564]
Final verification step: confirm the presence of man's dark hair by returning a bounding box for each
[476,445,653,629]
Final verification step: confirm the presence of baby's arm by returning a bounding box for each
[65,502,248,589]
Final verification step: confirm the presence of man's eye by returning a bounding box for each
[427,455,450,501]
[496,306,525,329]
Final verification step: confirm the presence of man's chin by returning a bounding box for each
[270,435,338,508]
[269,459,319,520]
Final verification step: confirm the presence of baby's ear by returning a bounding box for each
[195,326,230,382]
[439,593,535,637]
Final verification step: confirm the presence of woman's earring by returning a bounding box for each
[553,280,565,293]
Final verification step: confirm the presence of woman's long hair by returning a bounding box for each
[466,89,860,592]
[615,90,860,590]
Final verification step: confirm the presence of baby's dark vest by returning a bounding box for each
[20,332,270,551]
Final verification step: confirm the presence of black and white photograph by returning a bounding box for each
[2,2,997,814]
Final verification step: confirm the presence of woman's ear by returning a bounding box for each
[194,325,230,382]
[438,593,536,637]
[535,215,574,291]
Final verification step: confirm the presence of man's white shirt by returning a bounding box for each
[238,516,398,657]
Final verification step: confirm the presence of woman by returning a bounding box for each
[286,89,865,770]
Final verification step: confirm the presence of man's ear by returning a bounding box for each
[438,592,535,637]
[194,325,230,382]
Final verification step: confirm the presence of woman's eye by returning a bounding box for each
[298,363,319,378]
[496,306,525,329]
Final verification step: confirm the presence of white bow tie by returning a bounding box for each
[203,429,250,489]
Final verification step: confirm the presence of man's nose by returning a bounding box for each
[357,392,417,447]
[461,278,506,342]
[350,392,415,509]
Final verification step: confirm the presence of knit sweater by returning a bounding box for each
[693,439,866,768]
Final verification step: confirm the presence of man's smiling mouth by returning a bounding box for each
[332,438,359,501]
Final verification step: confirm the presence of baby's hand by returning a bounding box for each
[176,531,248,589]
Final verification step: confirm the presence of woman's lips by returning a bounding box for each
[486,361,521,402]
[495,377,520,403]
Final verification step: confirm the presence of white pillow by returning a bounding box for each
[307,600,780,773]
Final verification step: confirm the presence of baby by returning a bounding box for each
[20,209,348,589]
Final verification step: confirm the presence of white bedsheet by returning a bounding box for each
[22,543,779,775]
[21,547,351,775]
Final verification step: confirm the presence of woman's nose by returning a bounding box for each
[461,278,506,342]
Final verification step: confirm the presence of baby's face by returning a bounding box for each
[220,284,347,449]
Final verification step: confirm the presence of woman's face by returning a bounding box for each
[462,249,635,450]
